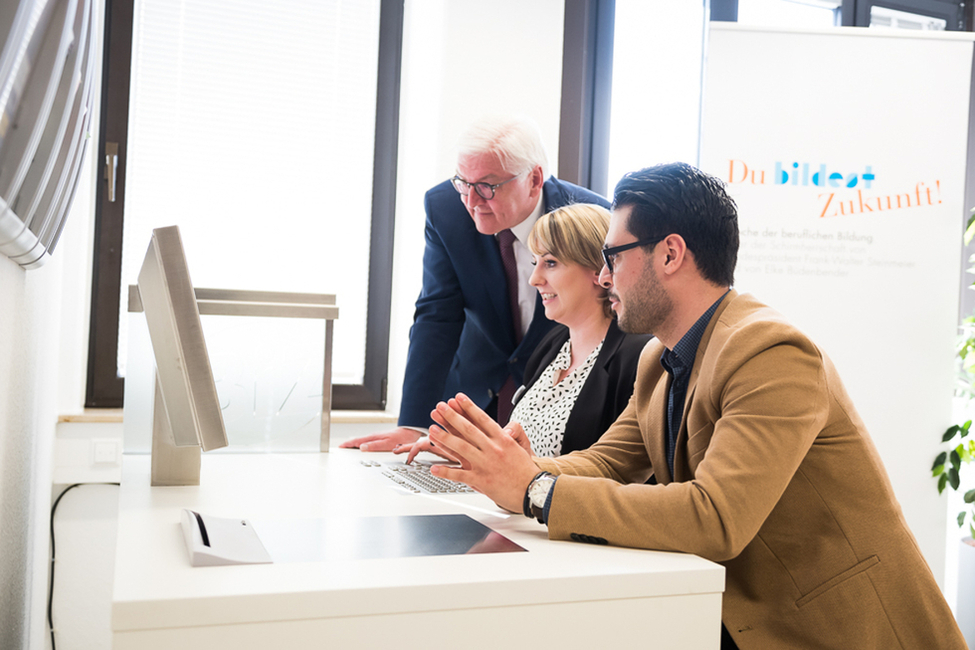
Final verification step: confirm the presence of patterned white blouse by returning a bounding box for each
[510,338,604,458]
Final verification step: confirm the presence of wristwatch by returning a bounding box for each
[526,472,556,524]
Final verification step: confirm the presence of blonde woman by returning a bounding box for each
[509,203,650,457]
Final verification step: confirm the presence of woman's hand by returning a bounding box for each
[397,437,460,464]
[505,421,534,455]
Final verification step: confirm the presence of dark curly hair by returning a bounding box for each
[613,162,738,287]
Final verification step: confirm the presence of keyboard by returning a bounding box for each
[361,460,475,494]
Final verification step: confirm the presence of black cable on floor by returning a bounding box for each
[48,482,120,650]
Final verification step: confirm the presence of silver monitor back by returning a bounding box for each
[138,225,227,484]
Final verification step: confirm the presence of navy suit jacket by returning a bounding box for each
[398,176,610,427]
[514,320,651,455]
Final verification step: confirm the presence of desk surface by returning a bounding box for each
[113,451,725,649]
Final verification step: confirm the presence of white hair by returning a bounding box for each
[456,115,549,178]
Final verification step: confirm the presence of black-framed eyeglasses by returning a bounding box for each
[450,172,525,200]
[601,236,667,274]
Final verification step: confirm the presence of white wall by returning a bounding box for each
[0,246,64,648]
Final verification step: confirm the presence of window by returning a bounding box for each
[737,0,840,27]
[848,0,966,29]
[868,5,947,28]
[87,0,403,409]
[604,1,706,197]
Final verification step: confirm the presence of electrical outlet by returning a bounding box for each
[54,421,124,484]
[92,439,121,465]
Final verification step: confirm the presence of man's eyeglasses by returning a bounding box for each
[601,236,667,274]
[451,172,525,201]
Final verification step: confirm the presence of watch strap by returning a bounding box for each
[530,500,546,525]
[524,471,550,519]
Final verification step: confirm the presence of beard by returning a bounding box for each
[614,261,673,336]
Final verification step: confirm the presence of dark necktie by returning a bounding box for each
[497,229,522,341]
[666,367,687,476]
[496,229,520,425]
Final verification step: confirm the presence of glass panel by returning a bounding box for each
[606,1,706,197]
[125,311,328,453]
[737,0,840,28]
[119,0,380,386]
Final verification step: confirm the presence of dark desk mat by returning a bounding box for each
[251,514,526,563]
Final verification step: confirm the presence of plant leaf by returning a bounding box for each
[938,473,948,494]
[959,510,968,528]
[944,425,961,442]
[949,467,961,491]
[951,449,962,469]
[961,446,974,463]
[932,452,947,470]
[965,489,975,504]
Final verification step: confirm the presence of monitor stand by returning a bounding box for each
[151,376,201,487]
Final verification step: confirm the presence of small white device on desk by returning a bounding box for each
[180,509,272,567]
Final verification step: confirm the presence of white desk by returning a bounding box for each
[113,452,725,649]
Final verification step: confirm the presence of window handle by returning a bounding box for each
[105,142,119,202]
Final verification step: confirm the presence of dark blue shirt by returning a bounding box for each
[659,291,730,476]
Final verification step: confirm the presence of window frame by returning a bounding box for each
[559,0,616,192]
[85,0,404,409]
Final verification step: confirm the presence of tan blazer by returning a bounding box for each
[535,291,966,649]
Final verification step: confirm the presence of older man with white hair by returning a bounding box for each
[342,115,609,452]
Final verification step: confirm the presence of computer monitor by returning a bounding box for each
[137,225,228,485]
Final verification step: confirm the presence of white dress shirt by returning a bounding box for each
[505,195,544,339]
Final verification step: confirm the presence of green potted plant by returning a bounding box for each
[933,209,975,647]
[932,419,975,535]
[933,210,975,536]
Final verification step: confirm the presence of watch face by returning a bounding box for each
[529,475,555,508]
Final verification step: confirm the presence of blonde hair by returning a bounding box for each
[528,203,613,319]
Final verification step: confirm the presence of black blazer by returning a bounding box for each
[513,320,651,455]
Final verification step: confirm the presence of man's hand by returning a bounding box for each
[427,393,541,513]
[400,422,528,463]
[338,427,421,452]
